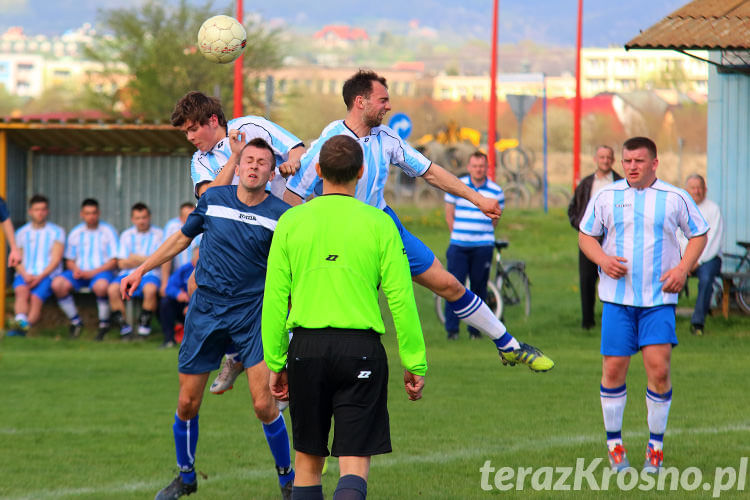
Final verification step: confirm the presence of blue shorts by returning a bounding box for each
[178,289,264,375]
[383,206,435,276]
[112,273,161,297]
[60,270,115,291]
[601,303,678,356]
[13,274,54,301]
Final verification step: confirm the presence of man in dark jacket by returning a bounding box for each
[567,146,622,329]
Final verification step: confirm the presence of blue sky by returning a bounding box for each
[1,0,686,47]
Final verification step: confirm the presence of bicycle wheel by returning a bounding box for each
[499,263,531,323]
[434,282,503,326]
[735,276,750,314]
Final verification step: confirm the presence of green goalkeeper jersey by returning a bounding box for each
[262,194,427,376]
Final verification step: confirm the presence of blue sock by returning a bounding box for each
[293,484,324,500]
[173,413,198,484]
[333,474,367,500]
[493,332,516,351]
[262,413,293,485]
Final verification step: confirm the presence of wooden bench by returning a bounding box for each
[720,271,750,319]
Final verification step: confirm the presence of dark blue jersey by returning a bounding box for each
[0,197,9,222]
[181,186,290,299]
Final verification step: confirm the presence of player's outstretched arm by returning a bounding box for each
[3,219,21,267]
[421,163,502,219]
[120,231,192,300]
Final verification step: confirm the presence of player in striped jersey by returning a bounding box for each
[284,70,553,372]
[51,198,119,338]
[104,203,164,340]
[579,137,708,473]
[444,151,504,339]
[8,195,65,336]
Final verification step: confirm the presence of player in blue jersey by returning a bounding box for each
[444,151,505,339]
[8,195,65,336]
[171,91,307,392]
[284,70,553,372]
[51,198,119,339]
[102,203,165,341]
[0,195,22,268]
[579,137,708,474]
[121,138,295,500]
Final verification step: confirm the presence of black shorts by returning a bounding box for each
[287,328,391,457]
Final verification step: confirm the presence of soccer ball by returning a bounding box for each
[197,15,247,64]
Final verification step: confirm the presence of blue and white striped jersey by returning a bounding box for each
[181,185,290,299]
[445,176,504,247]
[16,222,66,276]
[64,222,119,271]
[286,120,432,210]
[580,179,709,307]
[189,115,303,198]
[118,225,164,278]
[164,217,201,270]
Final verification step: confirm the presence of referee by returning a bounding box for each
[262,134,427,500]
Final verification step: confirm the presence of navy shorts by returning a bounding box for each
[60,270,115,291]
[601,303,678,356]
[13,274,54,301]
[178,290,264,374]
[383,206,435,276]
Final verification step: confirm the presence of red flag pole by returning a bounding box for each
[488,0,499,181]
[233,0,244,119]
[573,0,583,190]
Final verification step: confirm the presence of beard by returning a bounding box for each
[363,111,383,128]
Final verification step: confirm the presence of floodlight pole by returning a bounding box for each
[488,0,499,181]
[573,0,583,191]
[233,0,244,119]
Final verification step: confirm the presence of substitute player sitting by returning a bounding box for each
[263,134,426,500]
[105,202,164,340]
[171,90,307,393]
[121,138,294,500]
[285,70,553,371]
[9,195,65,336]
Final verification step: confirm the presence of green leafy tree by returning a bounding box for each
[85,0,283,120]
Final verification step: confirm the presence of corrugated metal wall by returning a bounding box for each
[5,140,27,227]
[30,153,194,234]
[707,56,750,265]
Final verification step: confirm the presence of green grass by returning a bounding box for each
[2,207,749,499]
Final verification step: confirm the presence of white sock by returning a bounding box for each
[15,313,28,322]
[601,384,627,448]
[96,298,110,322]
[58,295,79,321]
[646,388,672,450]
[448,289,509,341]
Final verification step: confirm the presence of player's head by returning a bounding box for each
[179,202,195,223]
[28,194,49,224]
[317,135,364,185]
[237,138,276,192]
[622,137,658,189]
[685,173,707,204]
[80,198,100,227]
[130,202,151,232]
[171,91,227,153]
[466,151,488,185]
[343,70,391,127]
[594,145,615,173]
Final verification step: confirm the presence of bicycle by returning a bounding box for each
[720,241,750,314]
[435,240,531,326]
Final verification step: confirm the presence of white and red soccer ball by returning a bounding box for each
[197,15,247,64]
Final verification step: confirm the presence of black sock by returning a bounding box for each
[292,484,323,500]
[333,474,367,500]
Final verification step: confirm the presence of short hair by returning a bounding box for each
[81,198,99,209]
[240,138,277,169]
[319,135,363,184]
[623,137,657,159]
[131,202,150,214]
[29,194,48,207]
[469,151,488,163]
[342,70,388,110]
[180,202,195,210]
[686,173,706,187]
[595,145,614,156]
[171,91,227,128]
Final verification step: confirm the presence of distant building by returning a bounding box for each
[580,47,708,97]
[431,73,576,101]
[313,25,369,49]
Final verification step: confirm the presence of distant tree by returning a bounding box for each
[84,0,283,120]
[0,85,24,116]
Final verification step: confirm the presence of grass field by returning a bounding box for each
[2,207,749,499]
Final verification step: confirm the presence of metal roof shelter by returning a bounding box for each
[1,118,195,326]
[625,0,750,271]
